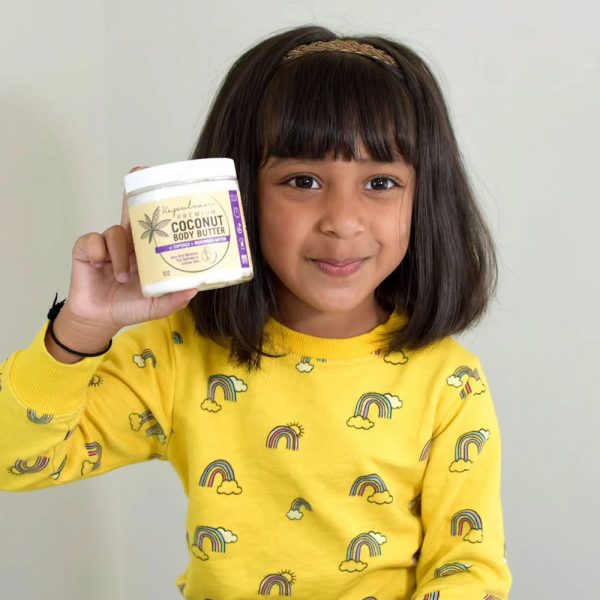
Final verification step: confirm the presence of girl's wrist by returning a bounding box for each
[45,303,119,364]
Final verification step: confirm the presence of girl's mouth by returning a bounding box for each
[310,258,365,277]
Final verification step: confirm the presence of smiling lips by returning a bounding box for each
[311,257,366,276]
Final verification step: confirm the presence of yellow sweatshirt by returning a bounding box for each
[0,309,511,599]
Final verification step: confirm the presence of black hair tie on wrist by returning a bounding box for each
[47,293,112,358]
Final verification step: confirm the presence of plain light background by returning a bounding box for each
[1,1,598,598]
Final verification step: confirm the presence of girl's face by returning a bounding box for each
[257,145,415,335]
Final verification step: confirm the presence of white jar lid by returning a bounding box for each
[124,158,237,195]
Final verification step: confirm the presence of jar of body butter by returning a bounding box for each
[124,159,253,297]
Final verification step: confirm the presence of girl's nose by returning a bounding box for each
[317,188,365,239]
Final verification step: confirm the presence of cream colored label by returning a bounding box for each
[129,189,251,285]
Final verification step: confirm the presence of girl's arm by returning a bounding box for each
[0,314,177,492]
[412,358,512,600]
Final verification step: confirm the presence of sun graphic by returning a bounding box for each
[286,422,304,437]
[279,570,296,584]
[88,374,103,387]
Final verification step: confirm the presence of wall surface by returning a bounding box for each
[1,1,598,598]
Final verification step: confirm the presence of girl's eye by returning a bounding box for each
[366,177,399,191]
[287,175,319,189]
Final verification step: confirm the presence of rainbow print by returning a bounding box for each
[419,438,432,462]
[9,456,49,475]
[484,596,501,600]
[349,474,387,497]
[258,572,295,596]
[207,375,238,403]
[51,454,68,480]
[199,459,236,487]
[346,533,383,562]
[353,393,394,420]
[423,593,440,600]
[434,562,472,577]
[451,509,483,537]
[82,442,102,473]
[146,422,166,443]
[26,409,53,425]
[448,366,483,399]
[172,331,183,344]
[266,424,302,450]
[191,526,227,556]
[290,497,312,512]
[454,430,489,462]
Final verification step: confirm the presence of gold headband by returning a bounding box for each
[282,39,398,68]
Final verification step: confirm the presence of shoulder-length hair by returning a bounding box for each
[188,24,497,369]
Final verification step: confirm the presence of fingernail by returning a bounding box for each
[116,272,129,283]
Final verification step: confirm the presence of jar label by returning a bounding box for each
[129,189,251,285]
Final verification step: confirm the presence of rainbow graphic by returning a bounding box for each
[287,497,312,519]
[9,456,49,475]
[454,430,489,462]
[172,331,183,344]
[200,459,236,487]
[423,593,440,600]
[133,349,156,368]
[131,410,154,430]
[346,533,383,562]
[26,409,53,425]
[266,424,302,450]
[484,596,501,600]
[434,562,472,577]
[451,509,483,537]
[64,429,74,440]
[419,438,432,462]
[349,474,388,497]
[258,572,295,596]
[51,454,68,480]
[353,393,394,420]
[191,526,227,558]
[207,375,238,403]
[146,422,166,443]
[81,442,102,474]
[448,366,483,399]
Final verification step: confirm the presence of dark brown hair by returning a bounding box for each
[188,25,497,368]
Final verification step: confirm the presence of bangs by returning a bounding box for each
[257,51,418,165]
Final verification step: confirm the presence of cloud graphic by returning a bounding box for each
[469,377,486,395]
[384,394,402,409]
[368,531,387,545]
[217,480,242,495]
[217,528,237,543]
[346,415,375,430]
[201,398,222,413]
[230,377,247,392]
[191,546,209,560]
[464,528,483,544]
[156,432,167,445]
[129,413,143,431]
[480,429,490,440]
[81,460,95,476]
[383,351,408,365]
[339,560,367,572]
[133,354,147,368]
[447,375,463,387]
[367,491,393,504]
[287,509,303,520]
[295,361,314,373]
[449,459,473,473]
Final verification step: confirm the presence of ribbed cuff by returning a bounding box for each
[8,321,105,415]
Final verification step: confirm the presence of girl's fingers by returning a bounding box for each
[103,225,131,282]
[73,232,109,266]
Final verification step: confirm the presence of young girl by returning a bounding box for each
[0,25,511,600]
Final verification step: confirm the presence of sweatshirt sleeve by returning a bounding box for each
[0,315,176,492]
[412,357,512,600]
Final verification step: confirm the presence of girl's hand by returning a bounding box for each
[63,167,198,336]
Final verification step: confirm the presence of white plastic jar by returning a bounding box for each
[124,159,253,297]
